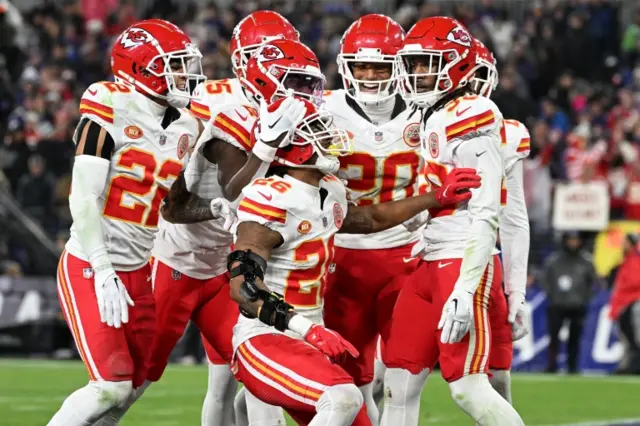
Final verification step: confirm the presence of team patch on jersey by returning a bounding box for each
[177,134,190,159]
[297,220,312,234]
[83,268,93,279]
[333,202,344,228]
[403,123,421,147]
[124,125,144,139]
[428,132,440,158]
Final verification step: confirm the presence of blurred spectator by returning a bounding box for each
[16,154,55,229]
[609,233,640,375]
[540,232,599,373]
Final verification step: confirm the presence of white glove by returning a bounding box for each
[507,291,529,341]
[438,287,474,344]
[210,198,236,231]
[258,96,307,146]
[93,266,134,329]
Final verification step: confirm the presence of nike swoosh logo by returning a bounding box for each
[402,257,414,263]
[257,191,272,201]
[268,116,282,129]
[441,186,449,198]
[476,150,486,157]
[456,106,471,117]
[235,110,248,121]
[438,261,453,268]
[453,299,458,312]
[88,89,97,96]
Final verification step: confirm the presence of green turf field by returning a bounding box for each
[1,359,639,426]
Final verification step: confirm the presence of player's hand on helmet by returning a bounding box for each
[304,324,359,362]
[93,266,134,329]
[210,198,237,231]
[434,168,481,206]
[438,287,474,344]
[258,96,307,147]
[507,291,529,341]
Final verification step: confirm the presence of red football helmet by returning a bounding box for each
[254,98,352,174]
[337,14,405,104]
[397,17,476,107]
[471,38,498,98]
[230,10,300,79]
[242,39,325,107]
[111,19,204,108]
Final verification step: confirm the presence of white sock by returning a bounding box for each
[372,357,387,409]
[91,380,151,426]
[234,387,249,426]
[202,363,237,426]
[244,389,286,426]
[47,381,133,426]
[449,374,523,426]
[359,383,379,426]
[488,369,512,404]
[310,383,363,426]
[380,368,430,426]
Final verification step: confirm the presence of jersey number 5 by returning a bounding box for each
[285,237,334,308]
[103,147,182,227]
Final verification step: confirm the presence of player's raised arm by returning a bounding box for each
[339,168,480,234]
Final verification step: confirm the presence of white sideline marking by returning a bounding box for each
[532,419,640,426]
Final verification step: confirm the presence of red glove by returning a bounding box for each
[304,324,359,362]
[434,168,481,206]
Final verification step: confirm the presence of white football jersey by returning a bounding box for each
[417,94,504,261]
[190,78,248,121]
[232,174,348,350]
[152,103,259,279]
[65,81,200,271]
[323,90,422,250]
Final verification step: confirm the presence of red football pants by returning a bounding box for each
[147,260,236,381]
[383,255,511,382]
[233,334,371,425]
[56,250,155,387]
[323,244,419,386]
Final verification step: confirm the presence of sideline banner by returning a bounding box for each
[553,181,610,231]
[513,287,622,373]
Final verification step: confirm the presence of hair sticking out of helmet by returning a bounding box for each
[111,19,205,108]
[396,16,476,108]
[230,10,300,80]
[470,38,498,98]
[254,98,352,174]
[241,40,326,108]
[337,14,406,104]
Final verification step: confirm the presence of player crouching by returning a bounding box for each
[218,98,480,425]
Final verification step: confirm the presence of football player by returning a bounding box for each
[321,14,420,423]
[471,37,530,404]
[380,17,525,425]
[153,11,300,426]
[47,19,208,426]
[162,94,480,425]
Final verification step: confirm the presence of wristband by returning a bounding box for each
[252,140,278,163]
[287,314,313,337]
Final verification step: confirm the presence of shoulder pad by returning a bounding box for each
[321,89,346,113]
[502,119,530,160]
[199,104,258,153]
[77,81,133,136]
[237,177,294,227]
[190,81,212,121]
[191,79,243,122]
[442,94,502,143]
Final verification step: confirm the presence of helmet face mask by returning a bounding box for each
[470,39,498,98]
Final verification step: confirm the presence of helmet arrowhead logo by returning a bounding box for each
[447,27,471,47]
[120,28,155,49]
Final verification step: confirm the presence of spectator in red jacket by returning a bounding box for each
[610,233,640,374]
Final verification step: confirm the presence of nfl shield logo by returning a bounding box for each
[374,131,383,142]
[83,268,93,279]
[322,217,328,228]
[172,269,181,280]
[328,263,336,274]
[159,134,167,146]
